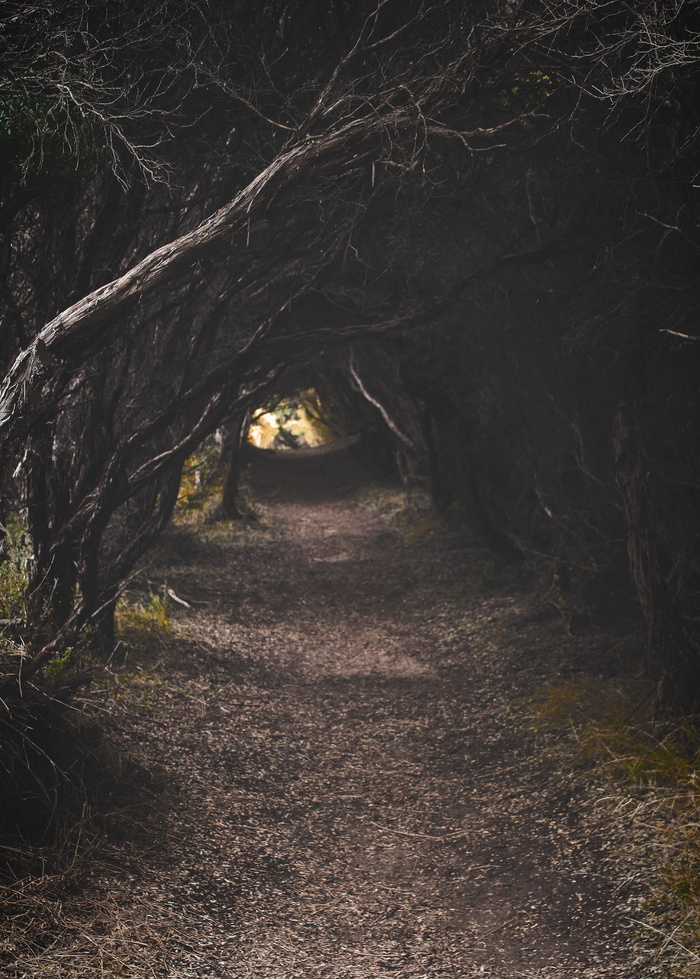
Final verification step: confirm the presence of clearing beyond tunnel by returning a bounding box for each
[247,387,360,452]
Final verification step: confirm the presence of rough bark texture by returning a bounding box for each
[614,401,700,708]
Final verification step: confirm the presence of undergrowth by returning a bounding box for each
[0,558,176,975]
[173,434,226,523]
[361,483,443,538]
[173,438,263,529]
[0,694,174,979]
[529,676,700,976]
[116,588,171,637]
[0,515,29,623]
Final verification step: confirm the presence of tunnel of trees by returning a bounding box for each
[1,0,700,832]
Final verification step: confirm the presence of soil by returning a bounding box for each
[5,443,655,978]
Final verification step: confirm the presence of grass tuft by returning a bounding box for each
[116,589,170,637]
[361,484,441,538]
[529,676,700,975]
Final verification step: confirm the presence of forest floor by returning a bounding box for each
[2,444,677,978]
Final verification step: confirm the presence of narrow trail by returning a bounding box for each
[108,446,640,978]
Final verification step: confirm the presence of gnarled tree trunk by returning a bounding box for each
[614,401,700,710]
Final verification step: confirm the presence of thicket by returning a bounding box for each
[0,0,699,845]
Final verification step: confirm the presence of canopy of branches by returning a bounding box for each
[0,0,699,710]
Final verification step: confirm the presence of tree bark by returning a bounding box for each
[219,412,251,520]
[613,401,700,710]
[0,111,410,455]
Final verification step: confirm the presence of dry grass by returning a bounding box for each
[0,680,186,979]
[0,862,175,977]
[0,532,181,978]
[529,677,700,976]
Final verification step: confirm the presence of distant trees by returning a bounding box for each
[0,0,699,726]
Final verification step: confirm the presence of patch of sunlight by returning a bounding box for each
[248,390,336,450]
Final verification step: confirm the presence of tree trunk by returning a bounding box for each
[613,401,700,710]
[219,412,251,520]
[0,110,413,458]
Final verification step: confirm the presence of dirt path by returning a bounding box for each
[32,447,647,978]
